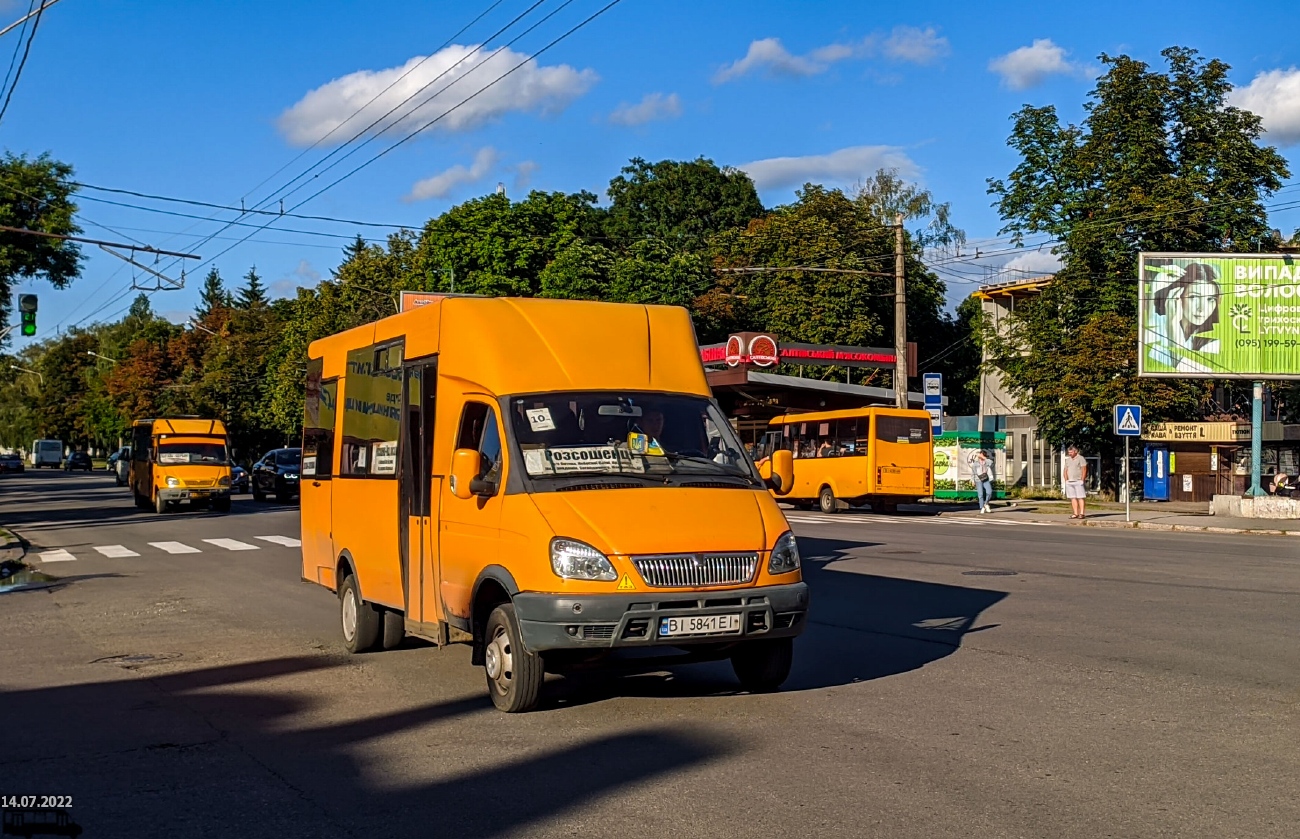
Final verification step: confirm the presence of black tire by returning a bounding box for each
[252,481,265,502]
[381,610,405,650]
[154,493,167,515]
[483,603,544,713]
[818,485,838,514]
[275,488,289,504]
[339,574,381,654]
[731,637,794,693]
[212,495,231,513]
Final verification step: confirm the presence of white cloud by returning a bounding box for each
[713,38,829,83]
[405,147,500,202]
[272,260,322,299]
[277,45,598,146]
[1229,67,1300,146]
[880,26,950,65]
[609,92,682,126]
[989,39,1081,90]
[1001,250,1062,276]
[738,145,919,192]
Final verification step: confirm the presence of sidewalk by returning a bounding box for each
[925,499,1300,536]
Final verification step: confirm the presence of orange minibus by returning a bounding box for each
[755,407,934,514]
[299,296,807,712]
[129,417,233,514]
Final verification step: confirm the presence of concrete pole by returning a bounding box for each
[1249,381,1264,496]
[893,213,907,409]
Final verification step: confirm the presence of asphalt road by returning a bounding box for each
[2,468,1298,838]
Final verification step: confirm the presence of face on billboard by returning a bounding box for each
[1140,254,1300,379]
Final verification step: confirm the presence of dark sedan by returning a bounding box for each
[231,465,250,494]
[64,451,93,472]
[252,448,302,503]
[0,453,24,474]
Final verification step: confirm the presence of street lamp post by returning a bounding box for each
[86,351,118,364]
[188,318,217,336]
[10,364,42,385]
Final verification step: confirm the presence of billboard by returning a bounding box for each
[1139,253,1300,379]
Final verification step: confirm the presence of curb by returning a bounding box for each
[0,526,27,565]
[933,510,1300,536]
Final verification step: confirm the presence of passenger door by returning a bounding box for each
[438,401,505,623]
[399,359,439,626]
[300,368,338,584]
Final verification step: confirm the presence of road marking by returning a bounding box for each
[255,535,301,548]
[38,549,76,562]
[149,541,201,554]
[203,538,259,551]
[94,545,139,557]
[786,514,1056,528]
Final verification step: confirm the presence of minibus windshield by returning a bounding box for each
[507,392,760,482]
[157,442,228,465]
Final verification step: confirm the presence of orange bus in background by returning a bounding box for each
[300,296,807,712]
[128,417,233,514]
[755,407,934,514]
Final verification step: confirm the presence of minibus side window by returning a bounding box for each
[340,342,403,478]
[457,402,503,486]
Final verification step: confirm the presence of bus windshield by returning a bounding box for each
[157,442,228,465]
[506,392,760,483]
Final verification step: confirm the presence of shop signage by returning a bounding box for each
[1141,422,1251,442]
[700,333,901,370]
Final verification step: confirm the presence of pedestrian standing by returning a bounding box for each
[1062,445,1088,519]
[972,449,994,514]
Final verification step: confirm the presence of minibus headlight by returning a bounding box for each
[550,538,617,582]
[768,531,801,574]
[166,476,180,488]
[218,475,231,486]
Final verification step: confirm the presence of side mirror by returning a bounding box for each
[768,449,794,496]
[450,448,497,499]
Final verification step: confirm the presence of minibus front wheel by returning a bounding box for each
[339,574,381,654]
[731,637,794,693]
[484,603,544,713]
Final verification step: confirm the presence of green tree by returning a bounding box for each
[196,267,232,317]
[985,47,1290,489]
[0,152,84,342]
[605,157,764,248]
[236,266,268,309]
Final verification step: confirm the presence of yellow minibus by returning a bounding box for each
[756,407,934,514]
[300,296,807,712]
[129,417,233,513]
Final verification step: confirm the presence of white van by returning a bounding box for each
[31,439,63,468]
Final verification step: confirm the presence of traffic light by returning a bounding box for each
[18,294,36,337]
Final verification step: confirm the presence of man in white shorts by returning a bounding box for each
[1062,445,1088,519]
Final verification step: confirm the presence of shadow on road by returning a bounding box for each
[1,655,728,838]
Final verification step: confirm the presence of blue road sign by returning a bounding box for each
[923,373,943,432]
[1114,404,1142,436]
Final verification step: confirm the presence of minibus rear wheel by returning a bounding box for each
[818,486,838,514]
[484,603,544,713]
[731,637,794,693]
[339,574,381,654]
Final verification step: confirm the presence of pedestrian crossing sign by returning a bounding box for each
[1114,404,1141,436]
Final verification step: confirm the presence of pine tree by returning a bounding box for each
[196,268,231,318]
[236,266,268,309]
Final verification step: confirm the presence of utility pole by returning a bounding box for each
[893,212,907,409]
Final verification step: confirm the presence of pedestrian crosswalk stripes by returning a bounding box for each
[33,536,300,563]
[150,541,202,554]
[94,545,139,558]
[784,513,1055,528]
[255,535,301,547]
[202,538,258,551]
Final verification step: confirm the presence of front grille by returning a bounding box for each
[631,552,758,589]
[185,479,215,488]
[581,624,615,640]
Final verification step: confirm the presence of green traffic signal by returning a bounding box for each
[16,294,36,337]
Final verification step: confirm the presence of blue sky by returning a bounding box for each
[4,0,1299,351]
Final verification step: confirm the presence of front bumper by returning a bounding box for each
[514,582,809,652]
[158,487,231,503]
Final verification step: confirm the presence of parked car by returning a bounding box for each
[230,465,250,494]
[252,448,301,503]
[63,451,93,472]
[0,453,24,474]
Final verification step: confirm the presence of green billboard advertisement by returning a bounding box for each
[1139,253,1300,379]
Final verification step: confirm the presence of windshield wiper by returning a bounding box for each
[661,453,760,485]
